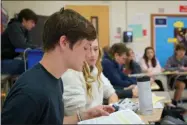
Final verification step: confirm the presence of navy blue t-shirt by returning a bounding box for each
[1,63,64,125]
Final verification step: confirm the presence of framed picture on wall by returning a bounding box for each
[91,16,98,34]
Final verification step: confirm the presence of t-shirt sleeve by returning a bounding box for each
[2,93,38,124]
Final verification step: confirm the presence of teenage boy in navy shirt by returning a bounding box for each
[1,8,114,125]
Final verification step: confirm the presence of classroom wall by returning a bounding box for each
[2,1,187,54]
[125,1,187,55]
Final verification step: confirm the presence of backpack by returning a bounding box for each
[161,106,185,121]
[160,116,186,124]
[155,106,187,125]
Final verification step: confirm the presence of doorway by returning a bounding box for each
[65,5,110,48]
[151,14,187,67]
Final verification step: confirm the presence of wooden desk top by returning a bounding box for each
[153,91,171,104]
[130,92,171,124]
[131,92,171,104]
[129,71,187,78]
[138,109,163,123]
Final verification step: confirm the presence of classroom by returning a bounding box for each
[1,1,187,124]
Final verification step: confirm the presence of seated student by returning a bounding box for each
[61,39,118,116]
[1,9,38,75]
[124,48,142,75]
[139,47,164,91]
[165,43,187,106]
[102,43,138,98]
[102,46,110,59]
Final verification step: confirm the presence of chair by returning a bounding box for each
[16,48,43,70]
[26,49,43,69]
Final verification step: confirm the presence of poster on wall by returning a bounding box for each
[173,21,187,46]
[128,24,143,39]
[167,21,187,46]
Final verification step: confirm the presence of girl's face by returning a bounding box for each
[85,39,99,66]
[146,48,154,60]
[114,53,127,65]
[127,49,135,61]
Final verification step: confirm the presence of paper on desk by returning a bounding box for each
[151,83,160,90]
[152,93,166,105]
[78,109,145,124]
[153,102,163,109]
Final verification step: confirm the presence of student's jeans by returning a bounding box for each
[1,59,25,75]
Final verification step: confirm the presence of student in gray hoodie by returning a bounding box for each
[2,8,38,59]
[1,9,38,75]
[165,43,187,106]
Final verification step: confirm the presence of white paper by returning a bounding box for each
[137,101,163,109]
[78,109,145,124]
[153,102,164,109]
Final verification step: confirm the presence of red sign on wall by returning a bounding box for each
[143,29,147,36]
[180,5,187,12]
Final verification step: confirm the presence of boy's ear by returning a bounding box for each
[59,35,68,49]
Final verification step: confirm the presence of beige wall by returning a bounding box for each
[2,1,187,54]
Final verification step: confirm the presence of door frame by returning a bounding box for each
[151,14,187,49]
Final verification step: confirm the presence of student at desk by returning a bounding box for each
[140,47,164,91]
[102,46,110,59]
[124,48,142,75]
[102,43,138,98]
[62,39,118,116]
[1,9,38,75]
[165,43,187,106]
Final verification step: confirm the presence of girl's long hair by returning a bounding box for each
[82,48,103,98]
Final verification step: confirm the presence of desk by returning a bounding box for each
[131,92,171,124]
[153,92,171,104]
[15,48,42,53]
[139,109,163,124]
[129,71,187,78]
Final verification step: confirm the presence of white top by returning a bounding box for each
[139,58,162,74]
[61,67,115,116]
